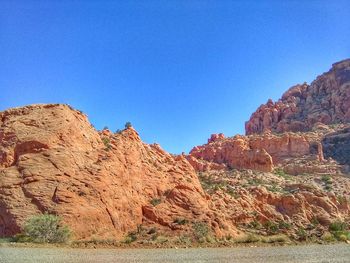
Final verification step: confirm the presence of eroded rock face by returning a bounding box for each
[0,104,237,239]
[245,59,350,135]
[199,170,350,238]
[187,132,325,173]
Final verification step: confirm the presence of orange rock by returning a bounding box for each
[0,104,237,239]
[245,59,350,135]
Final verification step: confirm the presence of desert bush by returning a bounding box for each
[264,221,279,234]
[329,220,347,232]
[296,227,307,241]
[278,221,291,230]
[102,137,111,150]
[177,234,192,245]
[173,218,188,225]
[234,233,260,243]
[23,213,71,243]
[125,122,132,129]
[248,220,261,229]
[192,222,210,242]
[262,234,289,243]
[150,198,161,206]
[154,235,168,244]
[322,232,336,242]
[147,227,157,235]
[123,231,137,243]
[329,220,350,241]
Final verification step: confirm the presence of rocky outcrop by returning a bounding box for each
[245,59,350,135]
[199,169,350,238]
[0,104,237,239]
[188,134,274,172]
[187,132,326,173]
[0,103,349,242]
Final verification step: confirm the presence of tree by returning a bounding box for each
[125,122,132,129]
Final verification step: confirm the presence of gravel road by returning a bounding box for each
[0,244,349,263]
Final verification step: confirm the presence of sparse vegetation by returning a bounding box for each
[198,174,233,195]
[264,221,279,234]
[23,213,71,243]
[123,231,137,243]
[337,195,348,205]
[125,122,132,129]
[150,198,161,206]
[248,220,262,229]
[262,234,289,243]
[234,233,260,243]
[177,234,192,245]
[328,220,350,241]
[278,221,291,230]
[192,222,210,242]
[173,218,189,225]
[102,137,111,150]
[321,175,333,191]
[296,227,307,241]
[329,220,347,232]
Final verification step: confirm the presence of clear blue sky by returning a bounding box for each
[1,1,349,153]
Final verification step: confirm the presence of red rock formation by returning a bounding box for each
[187,131,327,173]
[245,59,350,135]
[0,104,237,239]
[189,134,274,172]
[0,104,349,242]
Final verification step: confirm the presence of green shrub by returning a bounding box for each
[274,168,286,177]
[125,122,132,129]
[249,220,261,229]
[322,232,336,242]
[328,220,350,241]
[23,213,71,243]
[102,137,111,150]
[264,221,279,234]
[278,221,291,230]
[123,231,137,243]
[262,234,289,243]
[173,218,188,225]
[177,234,192,245]
[192,222,210,242]
[296,227,307,241]
[329,221,347,232]
[150,198,161,206]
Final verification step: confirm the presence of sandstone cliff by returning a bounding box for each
[1,59,350,243]
[245,59,350,135]
[0,104,237,239]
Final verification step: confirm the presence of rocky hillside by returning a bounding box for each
[245,59,350,135]
[188,59,350,176]
[0,104,238,240]
[1,59,349,244]
[0,103,349,244]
